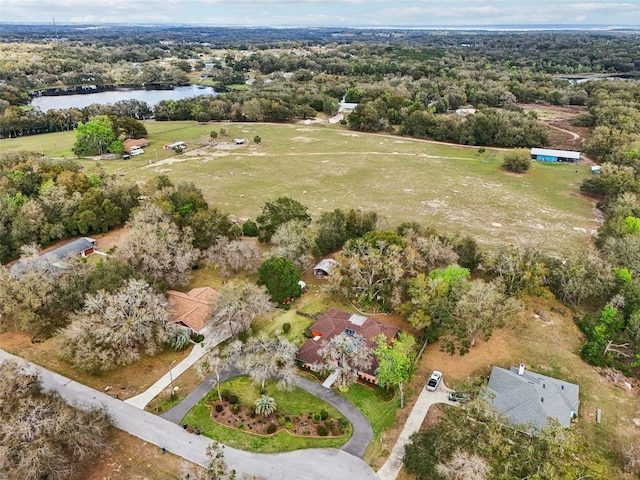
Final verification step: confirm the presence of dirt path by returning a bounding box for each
[549,124,582,142]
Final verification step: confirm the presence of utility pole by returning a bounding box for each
[169,359,177,399]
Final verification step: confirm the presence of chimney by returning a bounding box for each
[518,363,525,375]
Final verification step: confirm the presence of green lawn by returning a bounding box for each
[340,383,400,462]
[181,376,352,453]
[0,121,595,252]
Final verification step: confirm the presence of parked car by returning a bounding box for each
[122,153,130,160]
[426,370,442,391]
[448,391,470,403]
[130,148,144,156]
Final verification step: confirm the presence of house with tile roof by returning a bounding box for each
[297,308,399,384]
[167,287,218,336]
[484,364,579,432]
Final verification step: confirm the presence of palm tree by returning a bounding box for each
[254,395,277,417]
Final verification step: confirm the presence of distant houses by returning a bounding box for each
[297,308,399,384]
[530,147,581,163]
[10,237,98,277]
[483,364,579,432]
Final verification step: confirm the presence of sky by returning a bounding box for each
[1,0,639,27]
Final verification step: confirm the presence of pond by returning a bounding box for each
[30,85,219,112]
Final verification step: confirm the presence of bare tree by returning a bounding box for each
[199,341,242,401]
[270,220,315,271]
[332,238,405,311]
[0,360,111,480]
[0,244,70,334]
[204,237,261,276]
[179,441,237,480]
[208,280,274,338]
[436,451,490,480]
[118,203,199,286]
[60,279,171,371]
[442,280,522,355]
[317,332,373,389]
[237,332,297,393]
[403,234,459,276]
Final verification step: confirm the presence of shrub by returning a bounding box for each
[501,150,531,173]
[320,409,329,420]
[254,135,262,144]
[210,130,218,139]
[221,389,231,401]
[312,413,322,423]
[316,425,329,436]
[338,417,350,430]
[266,423,277,434]
[230,403,241,413]
[193,333,205,343]
[282,322,292,334]
[215,404,223,413]
[242,219,259,237]
[229,394,239,405]
[278,417,286,426]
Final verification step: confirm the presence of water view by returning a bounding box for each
[30,85,219,112]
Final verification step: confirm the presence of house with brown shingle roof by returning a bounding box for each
[167,287,218,336]
[123,138,149,153]
[297,308,399,384]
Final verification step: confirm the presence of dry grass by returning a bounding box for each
[76,429,190,480]
[0,328,192,400]
[393,295,640,479]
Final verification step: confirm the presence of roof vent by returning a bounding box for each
[518,363,525,375]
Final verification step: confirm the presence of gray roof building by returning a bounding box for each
[484,364,579,432]
[313,258,339,277]
[10,237,97,277]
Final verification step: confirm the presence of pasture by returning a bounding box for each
[0,121,596,251]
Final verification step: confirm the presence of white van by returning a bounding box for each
[130,147,144,156]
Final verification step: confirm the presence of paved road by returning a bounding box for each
[162,369,373,458]
[0,350,379,480]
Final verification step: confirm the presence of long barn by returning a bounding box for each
[530,147,581,163]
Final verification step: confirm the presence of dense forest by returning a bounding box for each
[1,26,639,147]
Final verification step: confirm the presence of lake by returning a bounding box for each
[30,85,219,112]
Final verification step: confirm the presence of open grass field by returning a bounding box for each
[1,120,596,252]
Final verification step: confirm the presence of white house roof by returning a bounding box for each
[530,148,581,160]
[484,365,579,432]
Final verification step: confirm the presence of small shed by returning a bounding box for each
[313,258,339,277]
[530,147,581,163]
[591,165,602,175]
